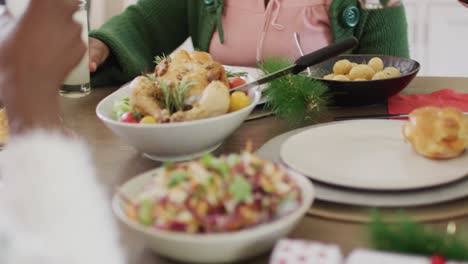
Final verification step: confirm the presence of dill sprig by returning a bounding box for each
[154,54,172,65]
[369,212,468,260]
[259,58,329,125]
[226,71,248,78]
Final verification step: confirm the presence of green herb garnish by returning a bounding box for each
[132,112,142,120]
[138,200,153,226]
[200,153,215,168]
[226,71,248,78]
[167,171,188,188]
[154,54,172,65]
[215,160,230,178]
[159,79,196,114]
[173,81,196,112]
[201,154,229,177]
[159,79,173,112]
[146,71,195,114]
[229,175,252,203]
[163,161,174,170]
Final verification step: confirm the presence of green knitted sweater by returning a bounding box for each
[89,0,410,87]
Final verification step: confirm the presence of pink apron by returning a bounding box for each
[209,0,333,66]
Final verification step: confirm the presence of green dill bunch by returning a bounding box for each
[259,58,329,125]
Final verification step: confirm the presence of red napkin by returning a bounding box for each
[388,89,468,115]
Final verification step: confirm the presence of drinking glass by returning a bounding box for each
[61,0,91,98]
[5,0,91,98]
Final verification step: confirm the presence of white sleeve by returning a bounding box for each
[0,130,127,264]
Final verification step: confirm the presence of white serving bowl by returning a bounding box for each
[113,166,315,263]
[96,83,261,161]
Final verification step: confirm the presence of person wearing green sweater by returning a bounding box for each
[89,0,410,87]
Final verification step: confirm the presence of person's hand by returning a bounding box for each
[89,37,110,72]
[0,0,86,134]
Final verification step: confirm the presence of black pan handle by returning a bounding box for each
[292,37,359,75]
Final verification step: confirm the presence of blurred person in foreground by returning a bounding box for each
[0,1,125,263]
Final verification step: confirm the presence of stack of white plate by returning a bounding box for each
[257,120,468,207]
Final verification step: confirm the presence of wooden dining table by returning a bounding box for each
[60,76,468,264]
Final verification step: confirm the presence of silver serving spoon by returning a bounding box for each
[230,37,358,93]
[293,32,312,77]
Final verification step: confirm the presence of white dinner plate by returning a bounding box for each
[280,120,468,191]
[257,125,468,207]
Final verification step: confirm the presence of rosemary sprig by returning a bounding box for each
[259,58,329,125]
[154,54,172,65]
[226,71,248,78]
[173,81,196,112]
[159,79,173,112]
[157,78,196,114]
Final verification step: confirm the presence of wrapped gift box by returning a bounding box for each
[270,240,468,264]
[270,239,343,264]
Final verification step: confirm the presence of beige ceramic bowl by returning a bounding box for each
[113,166,315,263]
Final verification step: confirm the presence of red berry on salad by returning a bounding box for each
[120,112,140,123]
[229,77,246,89]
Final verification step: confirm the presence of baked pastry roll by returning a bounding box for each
[403,107,468,159]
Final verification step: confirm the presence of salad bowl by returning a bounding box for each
[113,160,314,263]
